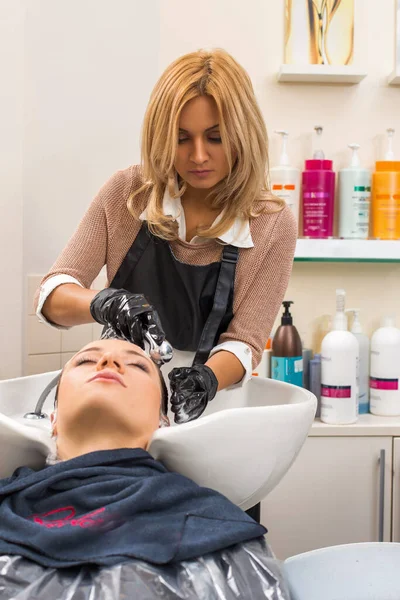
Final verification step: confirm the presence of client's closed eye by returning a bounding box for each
[75,358,96,366]
[127,362,150,373]
[74,354,151,373]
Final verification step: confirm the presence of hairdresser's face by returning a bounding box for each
[54,340,162,440]
[174,95,231,191]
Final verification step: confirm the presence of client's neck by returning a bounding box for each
[57,432,150,461]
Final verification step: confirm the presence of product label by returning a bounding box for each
[302,191,331,237]
[370,377,399,391]
[271,356,303,387]
[374,194,400,238]
[272,184,297,214]
[349,186,370,236]
[321,385,351,398]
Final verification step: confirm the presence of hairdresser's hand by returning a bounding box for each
[90,288,165,349]
[169,365,218,424]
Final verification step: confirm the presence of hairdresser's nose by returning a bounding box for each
[190,137,209,165]
[96,352,125,374]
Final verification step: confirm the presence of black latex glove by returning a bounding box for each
[169,365,218,424]
[90,288,165,349]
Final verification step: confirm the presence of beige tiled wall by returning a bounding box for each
[25,274,106,376]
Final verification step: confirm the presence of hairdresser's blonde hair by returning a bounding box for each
[128,48,284,241]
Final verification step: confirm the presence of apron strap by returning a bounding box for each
[192,245,239,366]
[110,222,153,290]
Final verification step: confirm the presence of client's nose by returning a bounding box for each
[96,352,125,373]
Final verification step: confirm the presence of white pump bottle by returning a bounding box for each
[270,130,300,224]
[370,316,400,416]
[346,309,370,414]
[320,289,359,424]
[385,128,395,160]
[338,144,371,239]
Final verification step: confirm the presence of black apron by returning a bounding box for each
[109,223,260,523]
[109,222,238,365]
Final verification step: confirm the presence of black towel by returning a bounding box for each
[0,448,266,568]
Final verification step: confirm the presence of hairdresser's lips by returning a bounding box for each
[88,370,126,387]
[188,170,213,179]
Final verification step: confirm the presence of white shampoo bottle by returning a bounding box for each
[338,144,371,239]
[347,309,370,414]
[320,289,359,424]
[270,130,301,224]
[370,316,400,416]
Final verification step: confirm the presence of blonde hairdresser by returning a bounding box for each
[35,48,297,466]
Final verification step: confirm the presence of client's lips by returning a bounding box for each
[88,370,126,387]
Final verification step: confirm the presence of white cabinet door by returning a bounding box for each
[261,436,392,560]
[392,437,400,542]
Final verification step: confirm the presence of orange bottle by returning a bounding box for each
[371,130,400,240]
[371,161,400,239]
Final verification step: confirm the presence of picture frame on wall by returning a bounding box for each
[389,0,400,84]
[396,0,400,70]
[284,0,355,66]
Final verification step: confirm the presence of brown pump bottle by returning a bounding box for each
[271,301,303,386]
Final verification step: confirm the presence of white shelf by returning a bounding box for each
[311,415,400,437]
[294,239,400,262]
[277,64,367,84]
[388,67,400,85]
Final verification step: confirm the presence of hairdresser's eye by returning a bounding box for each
[127,362,150,373]
[209,136,222,143]
[178,136,189,144]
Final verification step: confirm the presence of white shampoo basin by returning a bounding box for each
[0,372,316,509]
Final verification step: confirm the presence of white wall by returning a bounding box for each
[23,0,160,275]
[0,0,24,378]
[1,0,400,378]
[0,0,160,380]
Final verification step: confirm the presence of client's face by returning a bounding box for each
[54,339,163,446]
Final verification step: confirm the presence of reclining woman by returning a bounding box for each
[0,339,289,599]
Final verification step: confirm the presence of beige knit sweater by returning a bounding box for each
[35,165,297,367]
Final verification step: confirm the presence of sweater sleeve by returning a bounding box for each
[217,206,298,368]
[33,169,133,312]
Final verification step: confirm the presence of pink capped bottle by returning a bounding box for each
[302,126,336,239]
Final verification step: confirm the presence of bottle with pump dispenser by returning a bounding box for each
[371,128,400,240]
[346,309,370,414]
[339,144,371,239]
[302,126,336,239]
[320,289,359,424]
[270,130,301,225]
[370,316,400,416]
[271,301,303,387]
